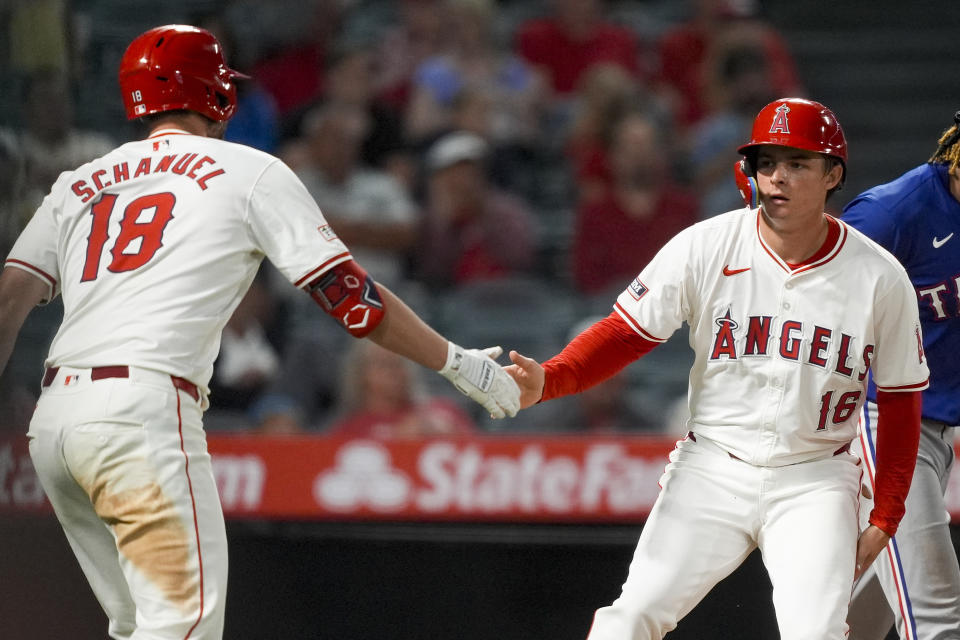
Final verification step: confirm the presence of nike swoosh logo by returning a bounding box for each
[722,265,751,276]
[933,233,954,248]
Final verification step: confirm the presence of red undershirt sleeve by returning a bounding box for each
[541,312,661,402]
[869,389,922,537]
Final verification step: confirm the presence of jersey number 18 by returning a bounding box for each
[81,191,175,282]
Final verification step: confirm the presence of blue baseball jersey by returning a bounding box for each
[841,163,960,425]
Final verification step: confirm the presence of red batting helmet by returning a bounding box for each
[738,97,847,184]
[118,24,248,122]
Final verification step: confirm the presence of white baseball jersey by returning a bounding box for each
[6,128,352,391]
[614,207,929,466]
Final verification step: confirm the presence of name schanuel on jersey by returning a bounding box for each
[70,152,227,203]
[708,308,874,381]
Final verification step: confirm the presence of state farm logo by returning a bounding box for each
[314,442,412,511]
[312,440,662,515]
[213,454,266,511]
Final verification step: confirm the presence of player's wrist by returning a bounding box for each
[438,341,463,376]
[867,514,899,538]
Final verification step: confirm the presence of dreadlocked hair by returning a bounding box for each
[928,110,960,171]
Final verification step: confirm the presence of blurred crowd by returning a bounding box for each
[0,0,807,437]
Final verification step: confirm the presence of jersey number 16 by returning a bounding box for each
[817,389,862,431]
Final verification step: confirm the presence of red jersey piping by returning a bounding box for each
[876,379,930,392]
[755,210,846,273]
[4,259,57,288]
[294,252,352,288]
[613,302,667,342]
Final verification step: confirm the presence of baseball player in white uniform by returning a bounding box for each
[0,25,519,640]
[506,98,929,639]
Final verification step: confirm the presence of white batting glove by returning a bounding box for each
[438,342,521,419]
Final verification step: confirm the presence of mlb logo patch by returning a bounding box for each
[134,104,146,115]
[628,277,648,301]
[64,374,80,386]
[317,224,338,241]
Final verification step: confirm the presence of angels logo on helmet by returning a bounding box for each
[769,104,791,134]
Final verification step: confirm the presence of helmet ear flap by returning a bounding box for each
[734,159,759,209]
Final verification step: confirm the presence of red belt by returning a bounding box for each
[687,431,852,459]
[42,366,200,403]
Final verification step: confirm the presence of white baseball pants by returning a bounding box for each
[587,433,862,640]
[28,365,226,639]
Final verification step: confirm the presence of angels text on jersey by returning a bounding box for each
[708,308,877,379]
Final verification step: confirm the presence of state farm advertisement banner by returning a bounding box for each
[209,435,670,522]
[4,433,960,523]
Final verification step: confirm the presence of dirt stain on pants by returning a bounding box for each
[88,479,201,614]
